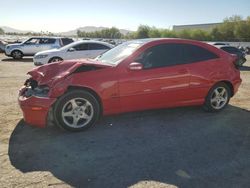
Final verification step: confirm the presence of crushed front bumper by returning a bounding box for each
[18,87,56,128]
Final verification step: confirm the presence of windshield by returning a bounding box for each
[96,40,145,65]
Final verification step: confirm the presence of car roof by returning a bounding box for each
[62,40,114,49]
[128,38,218,48]
[28,37,71,39]
[215,45,236,49]
[130,38,210,43]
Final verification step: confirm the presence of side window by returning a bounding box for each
[182,44,219,63]
[88,43,110,50]
[61,38,74,46]
[73,43,88,51]
[135,43,218,69]
[24,38,40,45]
[135,44,183,69]
[39,38,56,44]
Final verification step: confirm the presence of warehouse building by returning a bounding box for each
[173,23,222,32]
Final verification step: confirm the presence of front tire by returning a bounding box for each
[11,50,23,59]
[53,90,100,132]
[203,82,231,112]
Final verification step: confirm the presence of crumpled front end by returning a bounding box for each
[18,59,112,128]
[18,78,56,128]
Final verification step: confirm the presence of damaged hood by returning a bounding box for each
[27,59,112,86]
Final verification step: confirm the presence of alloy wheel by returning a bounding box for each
[62,98,94,128]
[12,51,22,59]
[210,87,228,110]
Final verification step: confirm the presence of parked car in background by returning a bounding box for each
[213,42,230,46]
[5,37,74,59]
[33,40,114,66]
[0,40,7,52]
[217,45,246,66]
[19,38,241,132]
[246,47,250,55]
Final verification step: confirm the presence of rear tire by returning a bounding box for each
[11,50,23,59]
[203,82,231,112]
[53,90,100,132]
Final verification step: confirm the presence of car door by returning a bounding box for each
[22,38,41,55]
[64,43,89,60]
[88,43,111,58]
[118,43,191,113]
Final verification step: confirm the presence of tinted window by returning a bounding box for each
[135,44,182,69]
[88,43,110,50]
[136,43,218,69]
[62,38,73,46]
[182,44,218,63]
[73,43,88,51]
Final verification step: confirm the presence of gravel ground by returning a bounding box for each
[0,53,250,188]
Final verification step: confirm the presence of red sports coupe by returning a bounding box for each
[18,39,242,131]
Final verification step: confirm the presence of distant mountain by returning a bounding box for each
[0,26,33,33]
[0,26,132,36]
[58,26,132,36]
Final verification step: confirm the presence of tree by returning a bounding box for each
[135,25,151,38]
[0,27,4,35]
[190,30,211,41]
[148,27,161,38]
[77,27,122,39]
[161,29,177,38]
[177,29,192,39]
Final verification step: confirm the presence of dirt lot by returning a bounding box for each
[0,53,250,188]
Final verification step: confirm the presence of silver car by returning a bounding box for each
[5,37,73,59]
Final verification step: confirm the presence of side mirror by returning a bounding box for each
[68,48,75,52]
[128,62,143,71]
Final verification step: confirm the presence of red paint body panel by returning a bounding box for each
[18,39,242,128]
[19,95,56,128]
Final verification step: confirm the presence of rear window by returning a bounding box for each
[88,43,110,50]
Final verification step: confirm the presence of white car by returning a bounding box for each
[5,37,73,59]
[33,40,114,66]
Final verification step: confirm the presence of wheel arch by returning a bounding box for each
[213,80,234,97]
[48,56,63,63]
[66,85,103,114]
[11,49,23,55]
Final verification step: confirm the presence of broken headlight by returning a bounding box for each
[24,85,50,97]
[24,78,49,97]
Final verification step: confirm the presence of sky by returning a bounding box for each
[1,0,250,32]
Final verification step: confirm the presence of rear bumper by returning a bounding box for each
[232,78,242,95]
[18,88,56,128]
